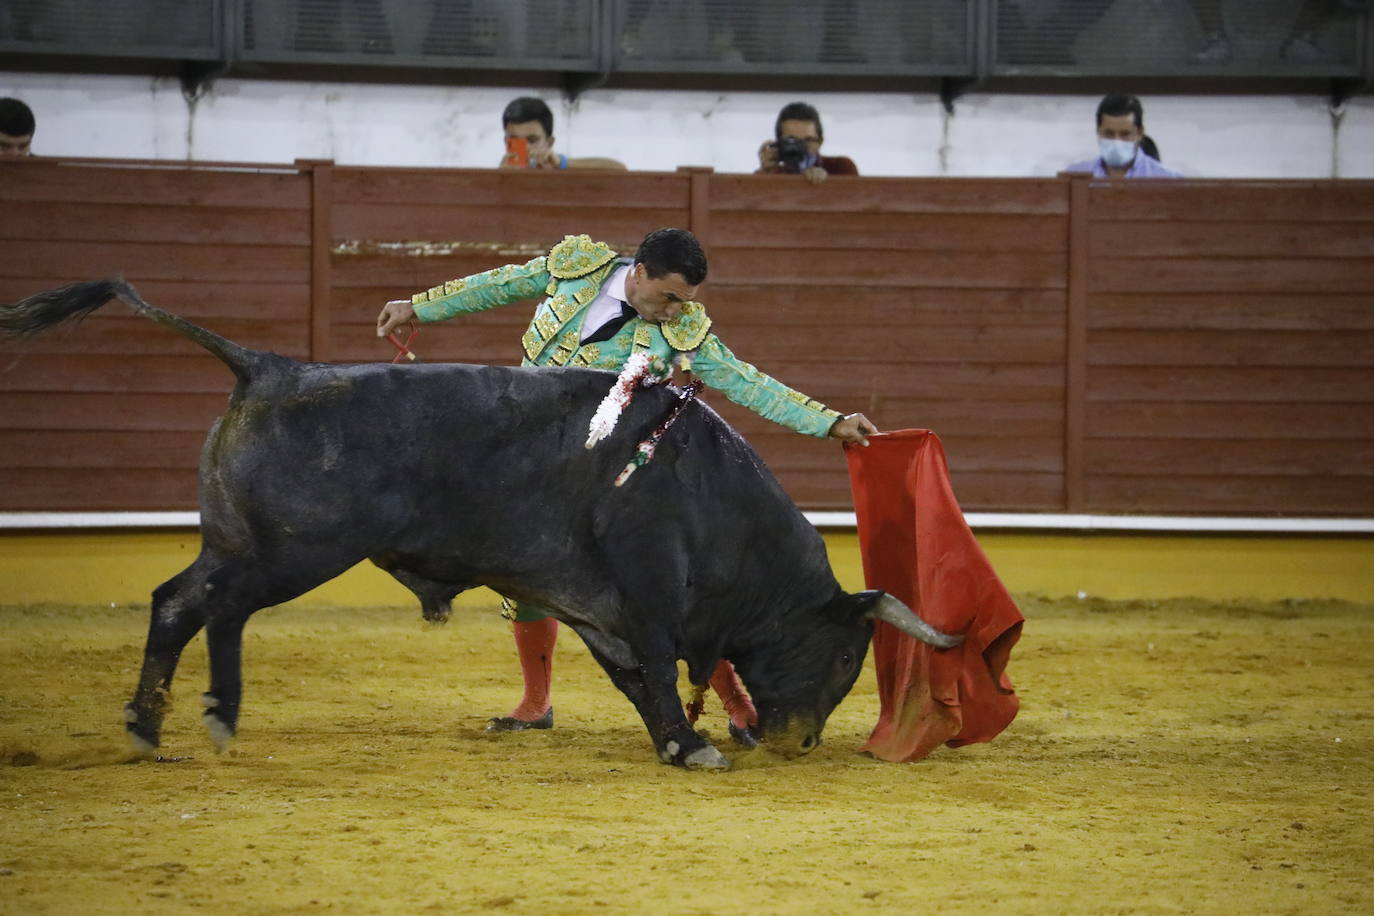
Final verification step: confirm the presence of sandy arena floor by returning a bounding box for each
[1,595,1371,915]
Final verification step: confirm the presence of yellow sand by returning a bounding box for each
[4,530,1373,607]
[1,596,1371,915]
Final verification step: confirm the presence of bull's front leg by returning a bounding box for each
[583,641,728,770]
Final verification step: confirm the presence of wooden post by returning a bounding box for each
[1064,174,1090,513]
[677,166,714,243]
[298,158,334,363]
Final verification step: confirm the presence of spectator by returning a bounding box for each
[1065,94,1182,179]
[1190,0,1336,65]
[498,97,625,171]
[0,97,34,157]
[755,101,858,185]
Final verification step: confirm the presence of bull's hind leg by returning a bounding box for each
[196,564,324,752]
[581,637,728,770]
[125,555,216,752]
[126,551,325,754]
[200,611,250,751]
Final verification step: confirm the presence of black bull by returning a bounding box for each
[1,281,962,769]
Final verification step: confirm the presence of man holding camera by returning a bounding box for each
[755,101,858,185]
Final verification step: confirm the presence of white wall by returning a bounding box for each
[2,70,1371,178]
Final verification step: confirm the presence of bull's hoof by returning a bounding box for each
[683,745,730,770]
[125,725,159,757]
[660,738,730,770]
[729,722,760,749]
[202,712,234,752]
[485,707,553,732]
[124,704,160,756]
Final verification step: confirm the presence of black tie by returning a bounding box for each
[581,302,637,344]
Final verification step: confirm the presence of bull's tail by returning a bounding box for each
[0,279,265,382]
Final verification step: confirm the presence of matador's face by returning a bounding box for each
[625,263,698,324]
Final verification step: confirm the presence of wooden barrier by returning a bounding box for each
[0,159,313,511]
[1080,180,1374,515]
[1,157,1370,516]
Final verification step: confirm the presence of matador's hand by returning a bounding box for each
[376,299,415,338]
[829,412,878,447]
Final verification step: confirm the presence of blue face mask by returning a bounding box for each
[1098,138,1138,169]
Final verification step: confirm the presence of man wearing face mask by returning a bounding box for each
[1065,94,1182,179]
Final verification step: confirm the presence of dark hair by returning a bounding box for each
[1096,93,1144,130]
[501,96,554,139]
[775,101,823,142]
[634,228,708,286]
[1139,135,1161,162]
[0,97,35,137]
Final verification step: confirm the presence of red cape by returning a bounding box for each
[845,430,1023,762]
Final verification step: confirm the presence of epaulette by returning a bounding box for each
[547,234,618,279]
[661,301,712,351]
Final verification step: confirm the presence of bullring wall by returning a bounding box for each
[1,157,1371,516]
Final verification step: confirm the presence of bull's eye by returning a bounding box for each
[837,652,854,672]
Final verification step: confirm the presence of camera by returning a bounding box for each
[775,136,810,173]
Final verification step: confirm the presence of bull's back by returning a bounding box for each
[201,362,586,536]
[198,359,828,599]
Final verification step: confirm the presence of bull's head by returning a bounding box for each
[736,590,962,758]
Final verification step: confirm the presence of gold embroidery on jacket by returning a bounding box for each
[783,388,832,413]
[549,294,579,323]
[522,326,543,360]
[534,311,559,341]
[572,344,602,366]
[548,234,617,279]
[548,330,580,367]
[632,324,653,351]
[661,301,712,350]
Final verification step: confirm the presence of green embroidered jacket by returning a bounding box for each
[410,234,841,438]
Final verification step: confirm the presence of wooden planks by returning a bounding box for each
[0,160,314,512]
[3,161,1371,517]
[333,202,683,247]
[703,175,1070,510]
[324,167,692,378]
[0,392,234,432]
[708,176,1070,215]
[1087,181,1374,223]
[1081,179,1374,515]
[0,467,200,511]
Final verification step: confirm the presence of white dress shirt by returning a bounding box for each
[580,263,633,342]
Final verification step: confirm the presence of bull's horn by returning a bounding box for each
[865,593,965,649]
